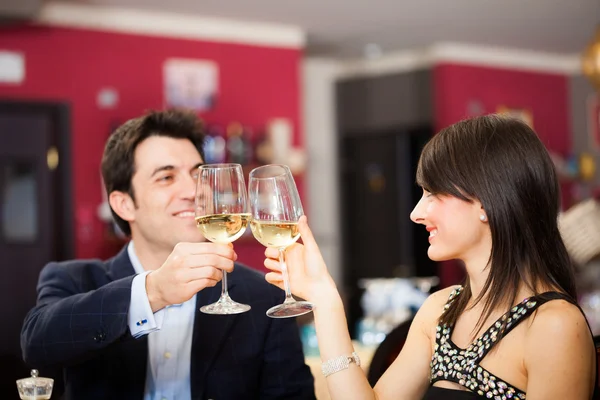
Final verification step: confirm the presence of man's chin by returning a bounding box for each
[173,232,207,245]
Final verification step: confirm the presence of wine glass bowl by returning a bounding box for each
[196,213,251,244]
[195,163,251,314]
[248,164,314,318]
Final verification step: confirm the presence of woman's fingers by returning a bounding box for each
[265,272,284,291]
[264,243,303,261]
[264,258,281,272]
[297,216,318,252]
[265,247,279,259]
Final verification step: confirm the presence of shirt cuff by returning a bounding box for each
[128,271,165,338]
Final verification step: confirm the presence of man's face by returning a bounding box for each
[128,136,206,251]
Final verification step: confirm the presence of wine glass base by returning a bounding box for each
[200,297,251,315]
[266,301,314,318]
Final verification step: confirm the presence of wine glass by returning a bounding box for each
[248,164,314,318]
[195,163,251,314]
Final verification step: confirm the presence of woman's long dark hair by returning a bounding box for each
[416,114,577,334]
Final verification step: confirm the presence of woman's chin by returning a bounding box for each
[427,246,450,262]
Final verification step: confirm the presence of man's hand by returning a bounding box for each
[145,242,236,312]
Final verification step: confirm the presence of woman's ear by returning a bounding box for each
[479,203,487,222]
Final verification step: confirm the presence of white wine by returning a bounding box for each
[195,213,251,244]
[250,220,300,248]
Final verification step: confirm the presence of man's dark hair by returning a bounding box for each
[101,109,206,236]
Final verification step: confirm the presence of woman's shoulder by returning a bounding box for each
[523,295,596,394]
[427,285,463,306]
[414,285,463,326]
[527,296,590,337]
[524,295,594,362]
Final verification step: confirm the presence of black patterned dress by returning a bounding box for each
[421,287,589,400]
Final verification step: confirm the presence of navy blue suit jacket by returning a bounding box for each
[21,246,315,400]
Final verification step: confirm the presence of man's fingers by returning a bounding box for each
[182,265,223,283]
[174,242,237,260]
[183,254,235,273]
[187,277,220,293]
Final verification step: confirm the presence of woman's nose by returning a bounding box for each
[410,197,425,223]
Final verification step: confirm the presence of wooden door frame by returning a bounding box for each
[0,99,74,260]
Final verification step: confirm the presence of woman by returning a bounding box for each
[263,114,597,399]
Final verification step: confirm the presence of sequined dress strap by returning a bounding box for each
[469,292,572,363]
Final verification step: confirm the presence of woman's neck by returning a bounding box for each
[465,265,550,310]
[463,254,491,301]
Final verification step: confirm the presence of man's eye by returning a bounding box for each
[159,175,173,182]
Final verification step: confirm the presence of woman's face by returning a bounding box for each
[410,189,491,263]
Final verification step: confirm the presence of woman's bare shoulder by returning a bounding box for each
[414,285,462,329]
[523,298,595,396]
[426,285,462,308]
[527,299,591,340]
[525,298,594,366]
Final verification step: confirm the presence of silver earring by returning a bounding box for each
[480,214,487,222]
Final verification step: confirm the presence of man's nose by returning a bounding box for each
[183,174,197,200]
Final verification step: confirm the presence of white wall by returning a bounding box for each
[302,58,344,288]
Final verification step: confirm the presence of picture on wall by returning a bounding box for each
[163,58,218,112]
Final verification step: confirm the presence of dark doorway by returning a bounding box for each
[0,100,72,397]
[339,126,435,337]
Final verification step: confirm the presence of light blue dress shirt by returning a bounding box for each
[127,242,196,400]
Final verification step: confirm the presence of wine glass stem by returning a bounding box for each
[279,248,295,304]
[221,271,229,299]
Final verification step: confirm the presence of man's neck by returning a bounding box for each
[130,238,170,271]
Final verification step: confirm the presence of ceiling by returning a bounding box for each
[59,0,599,58]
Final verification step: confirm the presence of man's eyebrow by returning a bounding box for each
[191,162,204,172]
[150,165,175,178]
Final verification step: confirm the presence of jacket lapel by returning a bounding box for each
[106,244,136,281]
[190,280,239,400]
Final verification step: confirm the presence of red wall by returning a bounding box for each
[433,63,572,286]
[0,24,303,269]
[434,63,570,151]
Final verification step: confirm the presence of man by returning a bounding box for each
[21,109,315,400]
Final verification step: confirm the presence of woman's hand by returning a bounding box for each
[264,216,337,304]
